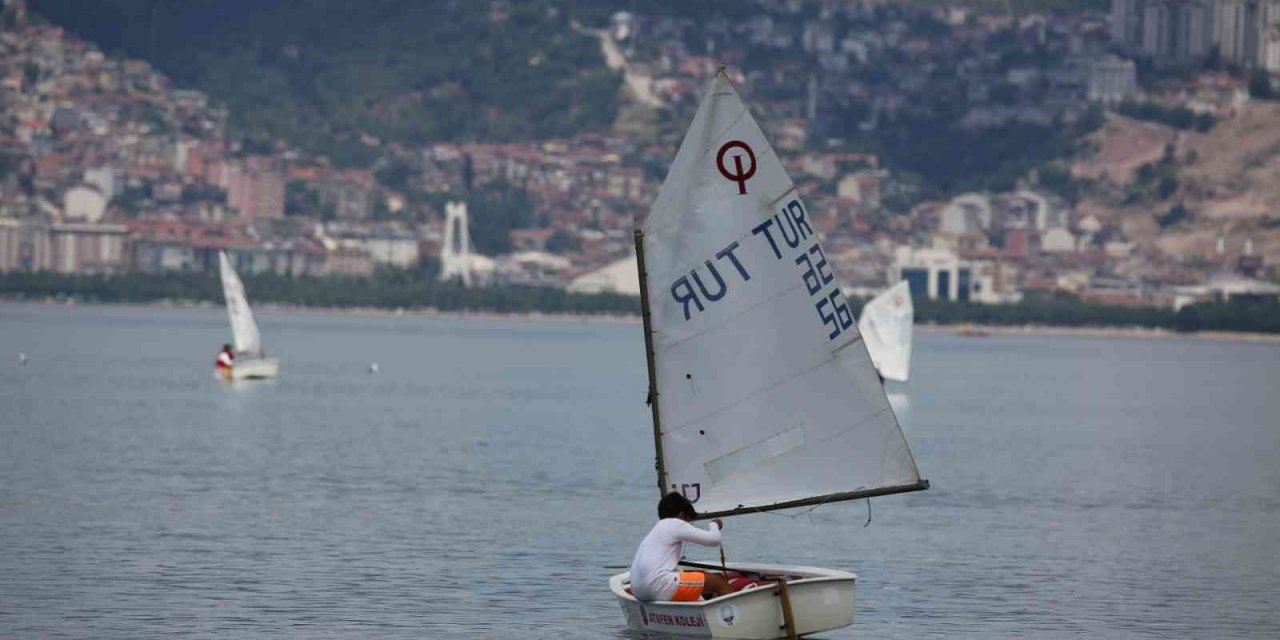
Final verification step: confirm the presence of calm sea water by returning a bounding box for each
[1,302,1278,639]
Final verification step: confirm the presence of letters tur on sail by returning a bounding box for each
[641,71,924,518]
[219,251,263,356]
[858,281,914,383]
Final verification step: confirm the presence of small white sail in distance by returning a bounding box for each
[639,70,926,519]
[218,250,263,357]
[858,281,913,383]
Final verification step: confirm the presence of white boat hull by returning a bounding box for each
[220,358,279,381]
[610,562,855,639]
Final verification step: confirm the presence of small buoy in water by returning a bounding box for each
[18,353,28,366]
[368,362,379,374]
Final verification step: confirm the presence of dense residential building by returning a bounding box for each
[0,217,127,273]
[226,159,285,221]
[46,221,129,273]
[1087,55,1141,102]
[0,217,48,272]
[0,1,1274,308]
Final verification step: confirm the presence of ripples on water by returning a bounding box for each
[1,304,1278,639]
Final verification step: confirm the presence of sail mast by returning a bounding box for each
[634,227,667,496]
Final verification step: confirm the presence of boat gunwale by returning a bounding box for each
[226,357,280,380]
[609,562,856,607]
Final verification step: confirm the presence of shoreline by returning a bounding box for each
[0,297,641,326]
[916,323,1280,343]
[4,298,1280,342]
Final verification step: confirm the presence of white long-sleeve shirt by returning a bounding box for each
[628,518,722,601]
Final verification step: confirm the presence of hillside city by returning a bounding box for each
[2,0,1280,311]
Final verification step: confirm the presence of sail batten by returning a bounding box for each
[218,251,263,357]
[640,71,924,518]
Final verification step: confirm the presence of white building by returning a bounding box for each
[47,222,129,273]
[837,174,862,200]
[1004,191,1055,231]
[63,184,107,222]
[939,193,992,235]
[361,230,420,268]
[0,217,127,273]
[1087,55,1140,103]
[568,255,639,296]
[84,166,117,201]
[133,239,197,272]
[1260,0,1280,71]
[1041,227,1077,253]
[1173,272,1280,309]
[895,246,976,302]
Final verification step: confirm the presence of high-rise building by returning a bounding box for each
[1141,1,1168,53]
[1183,1,1217,57]
[1137,0,1214,61]
[1113,0,1146,46]
[1215,0,1259,66]
[1114,1,1273,64]
[1204,0,1280,70]
[1259,0,1280,71]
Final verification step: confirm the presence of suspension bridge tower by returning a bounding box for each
[440,201,476,286]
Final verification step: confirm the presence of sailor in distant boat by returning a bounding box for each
[215,344,235,377]
[629,492,731,602]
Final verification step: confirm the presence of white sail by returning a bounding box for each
[218,251,263,356]
[641,71,924,518]
[858,281,913,383]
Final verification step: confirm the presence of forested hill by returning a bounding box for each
[30,0,623,164]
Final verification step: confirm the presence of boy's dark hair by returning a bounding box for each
[658,492,696,520]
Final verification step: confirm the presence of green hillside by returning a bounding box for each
[31,0,622,165]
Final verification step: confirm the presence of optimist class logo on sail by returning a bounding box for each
[716,140,756,195]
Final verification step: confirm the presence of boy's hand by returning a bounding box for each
[713,518,724,530]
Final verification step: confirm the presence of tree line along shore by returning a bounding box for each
[2,270,1278,335]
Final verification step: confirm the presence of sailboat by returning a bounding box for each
[217,251,279,380]
[610,70,928,639]
[858,281,913,383]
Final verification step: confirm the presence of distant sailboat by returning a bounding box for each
[610,70,927,639]
[858,281,913,383]
[217,251,279,380]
